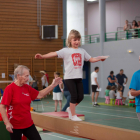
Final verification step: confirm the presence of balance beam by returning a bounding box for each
[31,112,140,140]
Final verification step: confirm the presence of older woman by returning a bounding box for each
[0,65,62,140]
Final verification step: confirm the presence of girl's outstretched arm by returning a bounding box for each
[89,56,109,63]
[35,52,57,59]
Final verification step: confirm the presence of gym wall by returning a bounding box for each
[82,39,140,97]
[87,0,140,34]
[0,0,63,90]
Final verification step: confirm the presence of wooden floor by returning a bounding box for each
[31,95,139,140]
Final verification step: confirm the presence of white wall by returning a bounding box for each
[88,0,140,35]
[67,0,85,37]
[82,39,140,97]
[84,0,88,35]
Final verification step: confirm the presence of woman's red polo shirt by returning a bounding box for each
[1,83,39,129]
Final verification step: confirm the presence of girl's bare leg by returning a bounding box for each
[55,100,58,112]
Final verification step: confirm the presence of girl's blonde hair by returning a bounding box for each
[66,29,81,48]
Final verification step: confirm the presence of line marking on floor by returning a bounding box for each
[76,110,138,120]
[40,132,72,140]
[41,100,136,114]
[78,105,136,114]
[91,117,135,122]
[32,104,138,120]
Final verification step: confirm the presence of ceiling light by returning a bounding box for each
[127,49,133,53]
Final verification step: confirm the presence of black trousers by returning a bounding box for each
[10,124,42,140]
[64,79,84,104]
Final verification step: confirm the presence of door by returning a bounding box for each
[82,61,90,94]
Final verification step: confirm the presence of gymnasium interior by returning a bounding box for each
[1,0,140,140]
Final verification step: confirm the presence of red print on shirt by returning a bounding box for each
[71,53,82,66]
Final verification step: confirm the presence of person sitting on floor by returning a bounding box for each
[109,86,116,99]
[127,90,135,100]
[116,85,126,105]
[105,85,111,104]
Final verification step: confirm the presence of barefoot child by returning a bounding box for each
[53,72,63,112]
[35,29,109,121]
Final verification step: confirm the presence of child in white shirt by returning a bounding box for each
[109,86,116,99]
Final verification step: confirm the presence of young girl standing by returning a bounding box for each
[104,85,111,104]
[116,85,126,105]
[35,29,108,121]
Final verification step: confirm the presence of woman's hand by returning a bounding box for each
[51,77,62,88]
[6,122,13,133]
[35,53,43,59]
[37,77,62,99]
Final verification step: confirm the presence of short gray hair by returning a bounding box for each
[14,65,30,79]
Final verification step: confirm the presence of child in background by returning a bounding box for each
[105,85,111,104]
[32,76,39,90]
[53,72,63,112]
[127,90,135,100]
[116,85,126,105]
[35,29,108,121]
[40,70,48,89]
[109,86,116,99]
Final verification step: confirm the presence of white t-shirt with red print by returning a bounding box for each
[1,83,39,129]
[56,47,91,79]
